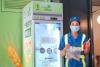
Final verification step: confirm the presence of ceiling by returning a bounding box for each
[92,0,100,13]
[92,6,100,13]
[92,0,100,6]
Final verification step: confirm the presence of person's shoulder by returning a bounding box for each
[78,32,86,36]
[79,32,88,39]
[63,32,71,38]
[64,32,70,36]
[81,33,87,37]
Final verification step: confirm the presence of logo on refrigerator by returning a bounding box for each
[35,3,52,11]
[24,39,32,64]
[47,48,52,54]
[40,48,45,54]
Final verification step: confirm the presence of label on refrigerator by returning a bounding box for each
[35,23,61,67]
[23,37,33,67]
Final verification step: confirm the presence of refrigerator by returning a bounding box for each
[22,1,63,67]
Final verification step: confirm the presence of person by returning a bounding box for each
[59,16,90,67]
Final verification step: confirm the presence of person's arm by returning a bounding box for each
[59,36,65,57]
[83,37,90,55]
[59,36,70,57]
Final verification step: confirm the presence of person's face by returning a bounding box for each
[70,21,80,26]
[70,21,80,32]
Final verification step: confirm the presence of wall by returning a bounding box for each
[0,1,22,67]
[93,7,100,67]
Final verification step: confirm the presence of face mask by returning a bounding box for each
[70,26,80,32]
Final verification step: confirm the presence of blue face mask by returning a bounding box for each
[70,26,80,32]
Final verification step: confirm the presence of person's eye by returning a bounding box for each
[72,23,74,26]
[76,23,79,26]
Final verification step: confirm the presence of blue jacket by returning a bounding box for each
[59,32,88,67]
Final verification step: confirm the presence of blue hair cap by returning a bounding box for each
[70,16,80,23]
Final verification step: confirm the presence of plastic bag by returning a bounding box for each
[65,46,81,61]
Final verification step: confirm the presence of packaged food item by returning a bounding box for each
[65,46,81,61]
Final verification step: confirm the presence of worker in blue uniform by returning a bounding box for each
[59,16,90,67]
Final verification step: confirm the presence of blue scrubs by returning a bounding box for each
[59,32,88,67]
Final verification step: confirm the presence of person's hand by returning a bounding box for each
[86,38,90,51]
[61,44,70,57]
[63,44,70,56]
[84,38,90,55]
[65,44,70,49]
[87,38,90,47]
[63,44,70,52]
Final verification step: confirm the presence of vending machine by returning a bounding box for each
[22,1,63,67]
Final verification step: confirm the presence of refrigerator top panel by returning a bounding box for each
[32,1,63,21]
[22,1,63,22]
[33,1,63,16]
